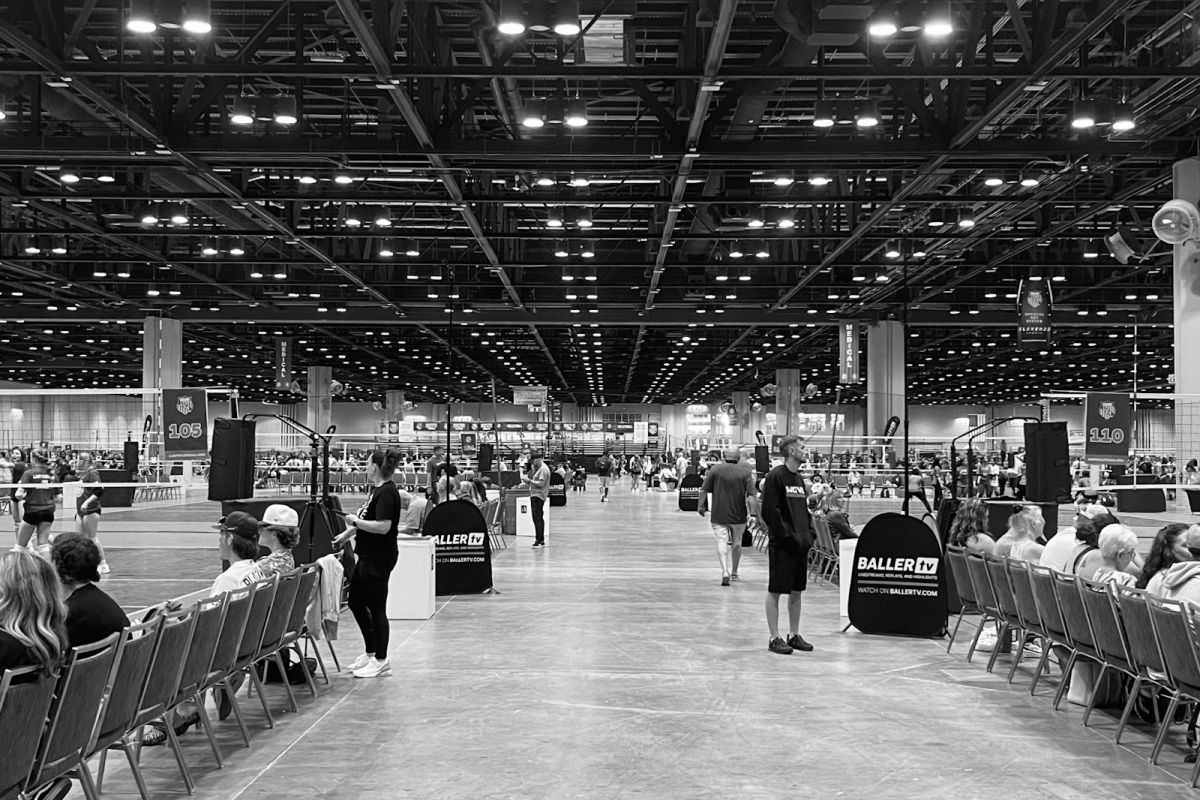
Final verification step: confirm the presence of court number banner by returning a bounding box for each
[1084,392,1131,461]
[162,388,210,459]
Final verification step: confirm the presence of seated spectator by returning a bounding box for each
[1137,522,1191,593]
[1066,513,1118,581]
[211,512,265,596]
[1157,526,1200,606]
[400,487,429,535]
[52,535,127,647]
[997,505,1045,562]
[257,505,299,577]
[0,549,66,679]
[819,491,857,540]
[1093,525,1140,587]
[949,497,995,554]
[457,471,486,507]
[1041,504,1107,571]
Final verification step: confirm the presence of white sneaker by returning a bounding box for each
[975,629,999,652]
[98,560,111,575]
[347,653,373,672]
[34,545,51,561]
[353,657,391,678]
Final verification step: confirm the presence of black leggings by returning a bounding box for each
[348,561,392,659]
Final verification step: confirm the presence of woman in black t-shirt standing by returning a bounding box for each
[333,449,402,679]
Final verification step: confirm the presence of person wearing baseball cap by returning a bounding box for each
[1159,525,1200,606]
[211,512,265,596]
[519,450,550,549]
[257,504,300,577]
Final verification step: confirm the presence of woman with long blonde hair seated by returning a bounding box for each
[997,505,1045,562]
[0,549,66,679]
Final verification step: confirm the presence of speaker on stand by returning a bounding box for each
[209,419,257,501]
[1023,421,1071,504]
[123,441,139,475]
[478,442,494,473]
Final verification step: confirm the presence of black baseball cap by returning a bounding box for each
[212,511,260,541]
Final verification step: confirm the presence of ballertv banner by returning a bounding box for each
[1017,280,1052,349]
[1084,392,1131,461]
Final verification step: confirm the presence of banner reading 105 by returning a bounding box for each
[162,388,210,460]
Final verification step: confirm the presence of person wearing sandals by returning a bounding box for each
[257,505,299,577]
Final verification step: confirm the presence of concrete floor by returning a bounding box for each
[45,486,1200,798]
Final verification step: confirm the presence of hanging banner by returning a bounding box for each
[648,422,659,440]
[274,338,293,390]
[838,320,861,384]
[633,422,648,444]
[1017,280,1052,349]
[512,386,548,406]
[1084,392,1132,461]
[163,388,209,460]
[461,433,478,455]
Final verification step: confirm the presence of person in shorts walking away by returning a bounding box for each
[596,449,616,502]
[698,448,757,586]
[761,435,815,654]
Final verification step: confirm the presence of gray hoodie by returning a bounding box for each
[1159,562,1200,607]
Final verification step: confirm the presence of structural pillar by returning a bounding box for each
[774,369,803,437]
[386,390,406,421]
[307,366,333,435]
[1174,157,1200,458]
[866,320,905,440]
[143,317,182,458]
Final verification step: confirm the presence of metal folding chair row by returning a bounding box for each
[0,563,329,800]
[481,499,506,551]
[946,550,1200,785]
[805,517,839,585]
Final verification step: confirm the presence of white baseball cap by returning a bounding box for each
[262,504,299,527]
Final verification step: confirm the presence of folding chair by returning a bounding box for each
[1050,570,1105,712]
[1112,586,1174,746]
[983,553,1026,676]
[196,584,255,749]
[964,551,1005,667]
[0,665,60,800]
[279,564,327,698]
[226,574,280,728]
[1146,595,1200,784]
[944,546,980,654]
[248,569,303,723]
[25,633,122,800]
[1005,558,1052,690]
[1079,578,1139,728]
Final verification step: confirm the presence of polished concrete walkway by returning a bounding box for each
[62,486,1200,798]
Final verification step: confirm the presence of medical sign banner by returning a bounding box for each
[838,320,861,384]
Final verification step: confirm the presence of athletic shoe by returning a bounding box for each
[975,628,999,652]
[787,634,814,652]
[98,560,111,575]
[353,657,391,678]
[347,653,373,672]
[768,637,793,655]
[532,541,546,549]
[721,575,730,586]
[730,573,739,582]
[34,544,51,561]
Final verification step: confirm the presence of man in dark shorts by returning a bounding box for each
[761,434,816,654]
[596,449,616,502]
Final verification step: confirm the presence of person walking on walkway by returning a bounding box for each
[698,448,757,586]
[596,449,616,503]
[761,435,815,655]
[520,451,550,549]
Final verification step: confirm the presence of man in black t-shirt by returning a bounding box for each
[761,434,816,655]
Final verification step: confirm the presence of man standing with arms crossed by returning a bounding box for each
[595,448,616,503]
[520,451,550,549]
[698,448,757,586]
[761,434,816,654]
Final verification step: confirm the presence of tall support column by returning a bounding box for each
[143,317,182,458]
[867,320,905,441]
[1174,158,1200,459]
[307,366,333,435]
[774,369,803,437]
[386,390,406,421]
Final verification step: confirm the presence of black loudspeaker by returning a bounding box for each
[123,441,139,474]
[478,443,494,472]
[209,419,256,502]
[754,445,770,474]
[1023,421,1071,503]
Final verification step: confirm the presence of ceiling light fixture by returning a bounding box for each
[812,100,835,128]
[924,2,954,37]
[182,0,211,34]
[1070,99,1096,129]
[127,0,157,33]
[855,99,880,128]
[521,99,546,128]
[884,240,901,259]
[230,95,254,125]
[274,95,298,125]
[1111,102,1136,132]
[378,240,395,258]
[552,0,582,35]
[565,97,588,127]
[497,0,525,34]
